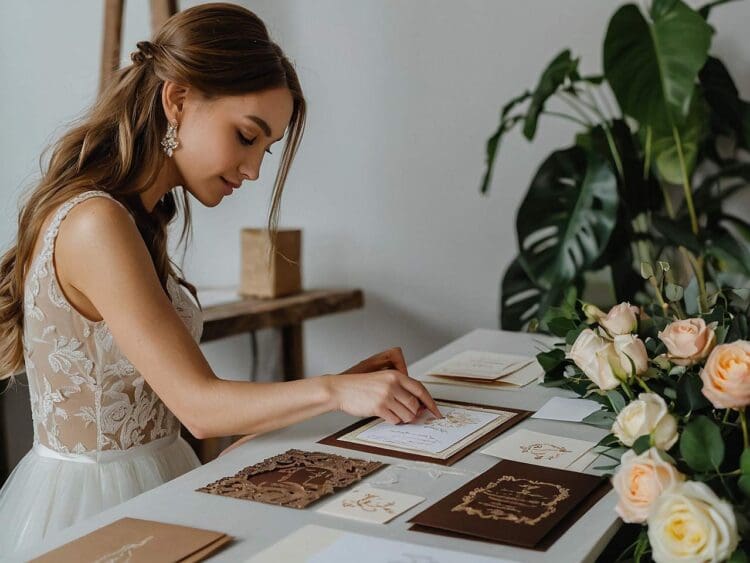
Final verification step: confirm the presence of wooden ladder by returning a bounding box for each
[99,0,178,94]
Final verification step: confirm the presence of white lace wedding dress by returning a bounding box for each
[0,190,202,556]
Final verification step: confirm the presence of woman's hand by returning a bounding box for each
[330,347,442,424]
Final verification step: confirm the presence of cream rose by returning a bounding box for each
[612,448,685,523]
[612,393,678,450]
[613,334,649,376]
[600,302,639,336]
[700,341,750,409]
[647,481,738,563]
[658,318,717,367]
[567,329,622,390]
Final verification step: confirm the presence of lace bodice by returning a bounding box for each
[22,190,203,455]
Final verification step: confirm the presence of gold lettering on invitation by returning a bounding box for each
[451,475,570,525]
[519,442,573,461]
[342,492,396,514]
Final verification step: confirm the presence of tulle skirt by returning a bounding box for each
[0,433,200,557]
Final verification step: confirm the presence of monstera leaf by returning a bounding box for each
[516,147,619,291]
[479,91,530,194]
[523,49,579,140]
[604,0,713,130]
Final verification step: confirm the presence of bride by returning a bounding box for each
[0,2,439,555]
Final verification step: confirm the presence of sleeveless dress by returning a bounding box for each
[0,190,202,556]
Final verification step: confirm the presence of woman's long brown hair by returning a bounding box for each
[0,3,306,379]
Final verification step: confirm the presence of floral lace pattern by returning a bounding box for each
[22,191,203,454]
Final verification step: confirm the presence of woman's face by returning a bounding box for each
[171,86,294,207]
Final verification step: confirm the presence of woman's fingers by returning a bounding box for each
[394,387,421,419]
[386,398,417,424]
[399,375,442,418]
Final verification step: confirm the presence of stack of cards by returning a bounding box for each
[409,460,611,550]
[420,351,542,389]
[30,518,231,562]
[481,429,599,472]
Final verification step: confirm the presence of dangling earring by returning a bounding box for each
[161,120,180,157]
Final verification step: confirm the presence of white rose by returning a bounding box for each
[648,480,738,563]
[612,393,678,450]
[600,302,639,336]
[567,329,622,390]
[613,334,649,376]
[612,448,684,523]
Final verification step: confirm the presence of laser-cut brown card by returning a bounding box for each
[196,449,384,509]
[408,459,609,549]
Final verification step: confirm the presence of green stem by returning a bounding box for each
[672,125,699,235]
[647,275,670,315]
[540,110,590,128]
[741,408,749,450]
[680,248,708,313]
[557,92,596,126]
[643,126,652,181]
[634,376,653,393]
[619,379,636,401]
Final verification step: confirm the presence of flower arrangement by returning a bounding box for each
[538,268,749,562]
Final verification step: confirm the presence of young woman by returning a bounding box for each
[0,3,439,555]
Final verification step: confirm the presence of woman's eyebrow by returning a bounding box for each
[244,114,283,142]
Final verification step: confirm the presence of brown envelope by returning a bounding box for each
[408,459,609,549]
[30,517,232,563]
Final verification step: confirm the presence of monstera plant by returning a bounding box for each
[481,0,750,331]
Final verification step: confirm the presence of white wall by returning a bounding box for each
[2,0,749,386]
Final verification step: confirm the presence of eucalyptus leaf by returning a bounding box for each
[679,415,725,472]
[633,434,652,454]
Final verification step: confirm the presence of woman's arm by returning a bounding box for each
[56,197,438,439]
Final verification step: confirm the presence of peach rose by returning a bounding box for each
[600,302,640,336]
[612,448,685,523]
[700,341,750,409]
[658,318,716,367]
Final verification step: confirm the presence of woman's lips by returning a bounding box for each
[221,177,239,195]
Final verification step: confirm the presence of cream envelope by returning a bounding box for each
[426,350,534,380]
[481,428,596,469]
[315,485,425,524]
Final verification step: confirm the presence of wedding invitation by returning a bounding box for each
[30,518,231,562]
[315,484,424,524]
[481,429,597,469]
[319,400,532,465]
[426,350,534,381]
[409,459,610,550]
[197,449,384,509]
[418,351,543,389]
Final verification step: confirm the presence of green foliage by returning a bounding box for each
[481,0,750,331]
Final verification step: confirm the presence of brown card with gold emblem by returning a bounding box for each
[30,518,232,563]
[408,459,609,549]
[196,449,384,509]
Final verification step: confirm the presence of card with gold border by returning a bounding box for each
[408,459,610,549]
[319,400,532,466]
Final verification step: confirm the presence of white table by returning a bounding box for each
[20,329,622,562]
